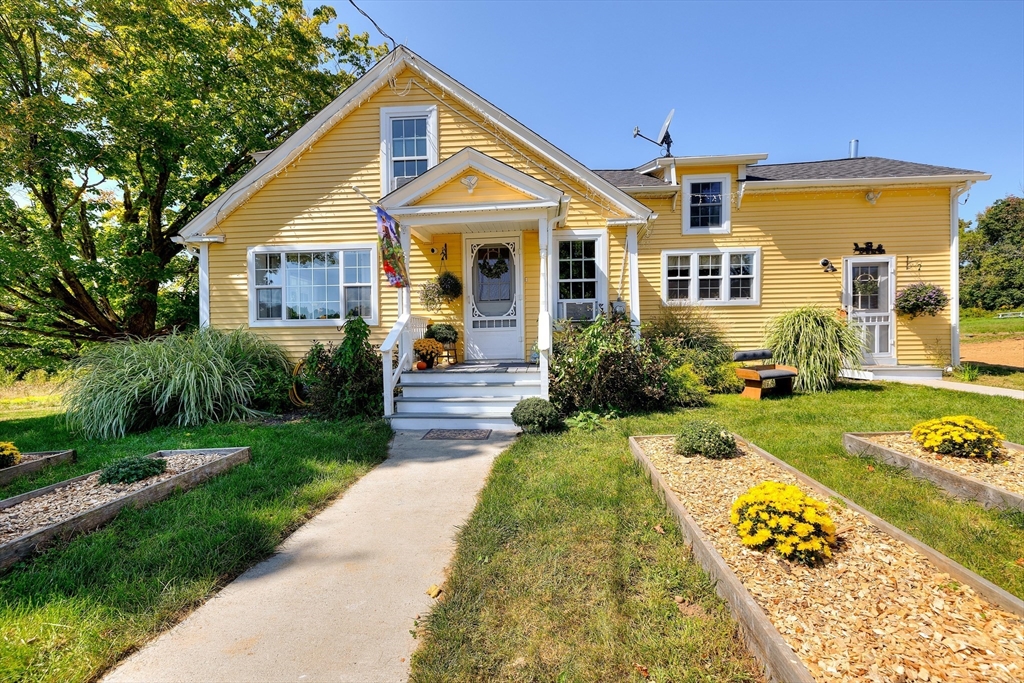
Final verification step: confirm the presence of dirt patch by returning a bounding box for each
[961,338,1024,369]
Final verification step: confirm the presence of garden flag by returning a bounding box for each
[376,206,408,288]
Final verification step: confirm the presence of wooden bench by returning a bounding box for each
[733,349,798,400]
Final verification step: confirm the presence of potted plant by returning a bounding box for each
[894,282,950,319]
[413,338,445,369]
[424,323,458,345]
[419,272,463,313]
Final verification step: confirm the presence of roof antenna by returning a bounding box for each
[633,109,674,157]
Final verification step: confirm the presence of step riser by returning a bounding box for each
[396,402,516,415]
[402,384,540,398]
[390,416,518,431]
[400,372,540,385]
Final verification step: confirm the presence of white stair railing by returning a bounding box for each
[538,310,551,400]
[381,313,431,417]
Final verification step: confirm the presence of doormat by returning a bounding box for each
[422,429,492,440]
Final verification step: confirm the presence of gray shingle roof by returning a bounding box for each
[592,169,668,188]
[744,157,984,182]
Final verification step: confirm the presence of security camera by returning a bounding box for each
[819,258,830,267]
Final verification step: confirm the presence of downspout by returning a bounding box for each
[949,181,973,367]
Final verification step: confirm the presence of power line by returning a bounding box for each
[348,0,396,50]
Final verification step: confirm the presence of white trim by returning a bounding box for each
[744,174,990,191]
[198,244,210,327]
[660,247,762,307]
[387,200,559,218]
[246,242,380,327]
[682,174,732,235]
[463,233,525,361]
[842,255,897,365]
[379,104,439,197]
[635,154,769,174]
[626,226,640,328]
[551,228,609,320]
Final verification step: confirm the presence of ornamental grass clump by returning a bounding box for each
[0,441,22,468]
[911,415,1005,460]
[675,419,735,459]
[730,481,837,565]
[98,456,167,485]
[764,305,863,393]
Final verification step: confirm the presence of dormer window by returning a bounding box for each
[381,105,438,194]
[682,173,731,234]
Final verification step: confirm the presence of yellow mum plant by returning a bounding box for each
[0,441,22,469]
[730,481,837,565]
[911,415,1005,460]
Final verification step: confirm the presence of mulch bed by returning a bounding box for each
[0,453,218,544]
[641,436,1024,683]
[864,434,1024,498]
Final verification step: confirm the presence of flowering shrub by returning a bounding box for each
[730,481,837,565]
[675,419,735,459]
[0,441,22,469]
[894,282,949,318]
[911,415,1005,459]
[413,338,445,364]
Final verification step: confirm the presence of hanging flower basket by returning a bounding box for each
[894,282,950,319]
[419,273,463,313]
[436,271,463,300]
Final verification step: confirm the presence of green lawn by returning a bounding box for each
[950,362,1024,391]
[0,408,391,683]
[960,313,1024,338]
[411,382,1024,682]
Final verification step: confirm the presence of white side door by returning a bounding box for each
[463,237,523,360]
[844,256,896,365]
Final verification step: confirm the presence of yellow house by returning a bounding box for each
[176,47,989,429]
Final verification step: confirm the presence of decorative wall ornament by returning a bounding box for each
[853,242,885,255]
[461,175,479,194]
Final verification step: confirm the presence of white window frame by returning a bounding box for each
[551,228,608,321]
[682,173,731,235]
[661,247,761,306]
[247,242,379,327]
[380,105,439,196]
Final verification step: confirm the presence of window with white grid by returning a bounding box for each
[662,249,760,306]
[380,105,438,195]
[682,174,731,234]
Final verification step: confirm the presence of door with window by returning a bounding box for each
[844,257,895,365]
[464,237,521,360]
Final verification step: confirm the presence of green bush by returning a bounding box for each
[301,316,383,419]
[763,306,863,393]
[550,314,671,415]
[511,397,563,434]
[675,419,736,459]
[643,307,739,394]
[665,364,711,407]
[98,456,167,485]
[565,410,603,431]
[0,441,22,468]
[424,322,458,345]
[64,328,292,439]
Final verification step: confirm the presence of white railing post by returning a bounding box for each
[380,312,411,418]
[383,346,394,417]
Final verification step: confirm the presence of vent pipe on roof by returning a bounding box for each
[849,139,859,159]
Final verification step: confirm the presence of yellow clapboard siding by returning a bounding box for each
[413,172,535,206]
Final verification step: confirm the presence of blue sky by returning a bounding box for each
[330,0,1023,221]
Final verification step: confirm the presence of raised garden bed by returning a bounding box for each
[0,448,250,572]
[630,435,1024,683]
[844,433,1024,512]
[0,449,76,487]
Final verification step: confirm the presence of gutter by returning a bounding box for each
[635,153,769,175]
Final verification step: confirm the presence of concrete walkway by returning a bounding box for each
[883,377,1024,400]
[104,430,516,683]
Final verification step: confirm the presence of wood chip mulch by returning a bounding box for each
[865,434,1024,497]
[0,452,47,468]
[0,453,219,544]
[641,436,1024,683]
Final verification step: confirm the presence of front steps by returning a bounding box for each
[842,365,944,381]
[390,363,541,431]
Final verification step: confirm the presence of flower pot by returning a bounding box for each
[416,361,427,371]
[425,358,435,369]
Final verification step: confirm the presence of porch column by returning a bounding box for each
[538,217,551,400]
[627,225,640,333]
[400,222,413,370]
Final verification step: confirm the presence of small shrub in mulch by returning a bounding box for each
[911,415,1005,460]
[99,456,167,485]
[0,441,23,468]
[675,420,736,459]
[730,481,837,565]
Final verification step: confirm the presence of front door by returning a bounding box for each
[844,256,896,365]
[464,237,522,360]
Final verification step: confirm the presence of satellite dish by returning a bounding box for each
[632,109,675,157]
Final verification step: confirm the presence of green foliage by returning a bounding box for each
[98,456,166,485]
[764,306,863,393]
[0,0,387,343]
[675,419,736,459]
[63,328,291,439]
[550,314,671,415]
[435,271,463,300]
[511,397,563,434]
[564,411,603,431]
[0,441,21,468]
[665,365,711,407]
[643,307,740,394]
[959,363,981,382]
[960,197,1024,311]
[424,323,458,345]
[419,273,463,312]
[300,317,383,419]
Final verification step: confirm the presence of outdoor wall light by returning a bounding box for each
[819,258,837,273]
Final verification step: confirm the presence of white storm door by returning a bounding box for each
[464,237,522,360]
[844,256,896,365]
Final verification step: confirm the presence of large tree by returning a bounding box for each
[0,0,386,345]
[960,195,1024,311]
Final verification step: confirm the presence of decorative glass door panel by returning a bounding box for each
[464,239,521,360]
[845,258,895,365]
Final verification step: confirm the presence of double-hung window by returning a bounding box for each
[662,248,760,305]
[250,244,378,326]
[682,174,731,234]
[555,233,606,321]
[380,105,438,194]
